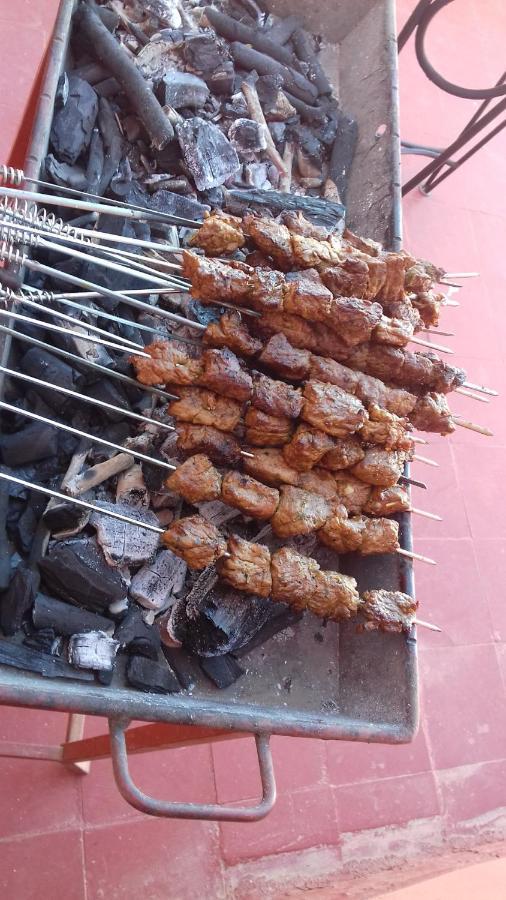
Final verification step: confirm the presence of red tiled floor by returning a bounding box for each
[325,726,432,787]
[0,758,82,841]
[334,772,440,834]
[0,830,86,900]
[408,440,470,541]
[438,759,506,831]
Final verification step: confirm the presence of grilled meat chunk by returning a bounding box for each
[360,517,399,554]
[281,211,330,241]
[217,535,272,598]
[244,407,293,447]
[410,392,455,435]
[381,300,422,331]
[252,372,303,419]
[201,347,252,402]
[165,454,222,504]
[373,315,415,347]
[404,263,433,294]
[318,514,364,553]
[190,210,245,255]
[168,386,242,432]
[182,251,254,304]
[411,291,442,328]
[283,271,333,323]
[320,258,369,298]
[302,381,367,438]
[297,468,339,500]
[332,472,372,514]
[328,296,383,347]
[175,424,242,465]
[162,515,226,569]
[131,341,203,387]
[271,485,331,538]
[352,447,409,487]
[203,311,262,358]
[282,424,335,472]
[243,214,293,269]
[360,589,418,633]
[250,268,285,312]
[360,404,413,452]
[320,436,365,471]
[243,447,300,487]
[253,309,319,353]
[291,232,341,268]
[257,333,311,381]
[271,547,359,620]
[221,471,279,520]
[364,485,410,516]
[309,355,417,417]
[377,252,410,303]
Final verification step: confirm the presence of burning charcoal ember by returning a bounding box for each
[129,548,187,612]
[49,74,98,164]
[90,502,160,567]
[0,638,94,681]
[126,654,181,693]
[45,154,88,191]
[114,606,161,658]
[33,593,114,636]
[0,565,38,636]
[227,188,344,228]
[39,537,128,612]
[68,631,120,671]
[199,654,244,688]
[176,117,241,192]
[162,71,210,109]
[0,422,58,467]
[228,118,267,155]
[324,111,358,204]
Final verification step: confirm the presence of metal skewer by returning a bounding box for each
[400,475,427,489]
[424,328,455,337]
[442,272,479,279]
[397,547,436,565]
[455,387,490,403]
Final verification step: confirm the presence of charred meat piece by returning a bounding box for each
[282,424,335,472]
[243,447,300,487]
[404,263,433,294]
[168,386,242,432]
[309,354,417,417]
[281,212,330,241]
[291,232,341,268]
[364,485,410,517]
[320,436,365,471]
[203,311,263,358]
[320,258,369,298]
[377,252,411,303]
[410,392,455,435]
[332,472,372,514]
[190,210,245,255]
[309,354,360,396]
[271,485,331,538]
[182,251,255,304]
[342,228,382,257]
[221,471,280,520]
[217,535,272,598]
[270,547,360,620]
[400,350,466,394]
[363,256,387,301]
[359,404,413,452]
[162,515,226,569]
[253,309,319,353]
[283,271,333,323]
[352,447,409,487]
[131,341,204,387]
[297,468,339,500]
[244,407,293,447]
[176,424,242,466]
[251,372,303,419]
[411,291,442,328]
[250,269,285,312]
[360,589,418,633]
[373,315,415,348]
[201,347,253,402]
[319,513,364,553]
[165,454,222,504]
[327,296,383,347]
[381,300,422,332]
[360,517,399,554]
[302,381,367,438]
[243,214,293,269]
[257,332,311,381]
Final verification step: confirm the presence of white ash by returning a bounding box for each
[130,548,187,611]
[68,631,120,671]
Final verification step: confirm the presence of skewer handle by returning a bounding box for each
[410,508,442,521]
[397,547,437,566]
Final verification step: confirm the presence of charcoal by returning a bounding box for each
[129,549,187,612]
[163,71,209,109]
[230,42,318,105]
[85,379,130,422]
[79,216,143,304]
[295,125,323,162]
[268,122,286,145]
[244,161,271,189]
[42,499,90,536]
[68,631,119,671]
[161,645,197,689]
[33,593,114,636]
[176,117,240,191]
[0,482,11,591]
[204,7,301,72]
[234,606,304,657]
[114,605,161,657]
[0,638,94,681]
[72,62,110,85]
[148,188,209,223]
[228,118,266,154]
[45,154,88,191]
[187,299,222,326]
[183,30,230,75]
[50,75,98,164]
[284,90,326,125]
[86,127,105,194]
[20,348,80,412]
[264,14,303,45]
[0,564,38,636]
[223,92,249,118]
[90,502,160,567]
[326,111,358,204]
[126,654,181,693]
[205,61,236,96]
[96,669,114,685]
[199,654,244,688]
[0,422,58,467]
[95,77,122,98]
[14,505,38,555]
[97,97,124,194]
[39,537,128,611]
[227,187,344,228]
[23,627,61,655]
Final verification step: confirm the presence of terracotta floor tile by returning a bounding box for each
[495,644,506,694]
[326,725,432,787]
[452,445,506,538]
[81,743,216,826]
[473,541,506,640]
[420,644,506,769]
[219,785,338,865]
[0,758,82,840]
[409,440,471,540]
[334,771,440,834]
[413,538,494,647]
[0,830,85,900]
[84,817,223,900]
[438,758,506,829]
[0,705,68,743]
[212,735,326,804]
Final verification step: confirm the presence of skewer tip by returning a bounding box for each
[413,618,442,632]
[397,547,437,565]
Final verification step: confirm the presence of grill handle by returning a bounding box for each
[109,717,277,822]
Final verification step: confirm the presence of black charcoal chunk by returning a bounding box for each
[234,606,304,657]
[0,422,58,467]
[187,299,223,326]
[86,127,105,195]
[227,187,344,228]
[39,537,128,611]
[183,30,229,74]
[23,627,61,655]
[114,605,161,657]
[176,118,240,192]
[50,75,98,164]
[126,655,181,693]
[0,638,94,680]
[163,71,209,109]
[68,631,119,671]
[149,189,209,223]
[327,111,358,204]
[228,118,267,154]
[199,654,244,688]
[45,154,88,190]
[0,565,38,636]
[21,347,82,394]
[85,379,130,422]
[161,645,197,690]
[33,593,114,636]
[90,503,160,567]
[42,499,90,536]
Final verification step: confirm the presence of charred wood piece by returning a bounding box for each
[33,593,114,636]
[292,28,333,97]
[324,112,358,205]
[176,117,240,191]
[129,548,187,612]
[204,7,300,72]
[126,654,181,693]
[230,42,318,105]
[50,74,98,164]
[227,187,344,228]
[114,606,161,658]
[90,502,160,567]
[0,637,94,681]
[0,564,38,636]
[39,537,128,612]
[162,71,210,109]
[199,653,244,688]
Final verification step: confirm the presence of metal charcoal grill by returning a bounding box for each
[0,0,416,822]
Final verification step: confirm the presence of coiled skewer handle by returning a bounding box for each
[0,166,24,187]
[0,196,91,245]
